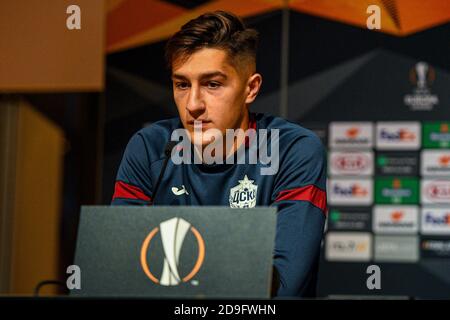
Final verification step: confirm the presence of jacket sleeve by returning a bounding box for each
[111,133,153,206]
[270,134,327,297]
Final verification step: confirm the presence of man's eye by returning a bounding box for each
[207,81,221,89]
[175,82,189,89]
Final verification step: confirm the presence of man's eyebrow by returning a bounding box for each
[171,71,228,80]
[171,73,188,80]
[199,71,227,80]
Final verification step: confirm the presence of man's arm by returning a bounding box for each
[111,133,153,205]
[271,133,327,297]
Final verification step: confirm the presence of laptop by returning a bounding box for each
[72,206,277,298]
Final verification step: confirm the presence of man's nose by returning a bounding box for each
[186,85,206,118]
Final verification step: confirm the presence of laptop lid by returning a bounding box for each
[72,206,277,298]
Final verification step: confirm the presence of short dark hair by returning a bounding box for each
[165,10,259,71]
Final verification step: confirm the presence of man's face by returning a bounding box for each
[171,48,252,146]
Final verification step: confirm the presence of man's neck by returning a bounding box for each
[224,111,250,160]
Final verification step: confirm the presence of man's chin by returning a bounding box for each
[192,139,213,149]
[186,129,222,147]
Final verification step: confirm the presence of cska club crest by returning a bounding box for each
[229,175,258,208]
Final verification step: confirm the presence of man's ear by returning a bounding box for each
[245,73,262,104]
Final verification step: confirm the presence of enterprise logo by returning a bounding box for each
[421,151,450,177]
[329,122,373,149]
[373,206,418,234]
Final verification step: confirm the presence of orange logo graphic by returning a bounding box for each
[399,129,415,141]
[391,211,404,222]
[392,179,402,189]
[346,127,360,138]
[352,184,368,196]
[439,156,450,167]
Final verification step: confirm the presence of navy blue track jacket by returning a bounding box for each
[111,112,327,297]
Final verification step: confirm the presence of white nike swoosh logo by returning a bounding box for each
[172,185,189,195]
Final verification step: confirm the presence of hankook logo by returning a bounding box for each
[140,217,205,286]
[329,151,373,176]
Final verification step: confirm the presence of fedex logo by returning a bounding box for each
[333,184,368,197]
[328,179,373,206]
[376,122,421,150]
[425,213,450,225]
[421,208,450,235]
[379,129,415,141]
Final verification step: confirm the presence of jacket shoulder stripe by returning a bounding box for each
[112,181,151,202]
[275,185,327,214]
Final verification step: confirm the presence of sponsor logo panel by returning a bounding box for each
[327,207,372,231]
[420,207,450,235]
[373,205,419,234]
[375,177,419,204]
[329,122,373,149]
[421,238,450,259]
[328,178,373,206]
[329,151,374,176]
[423,122,450,148]
[376,122,421,150]
[421,150,450,177]
[325,232,372,262]
[374,236,419,263]
[421,179,450,204]
[375,152,419,176]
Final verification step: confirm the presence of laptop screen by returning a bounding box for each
[72,206,276,298]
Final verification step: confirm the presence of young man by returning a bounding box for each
[112,11,327,297]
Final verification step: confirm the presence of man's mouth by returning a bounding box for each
[188,120,212,126]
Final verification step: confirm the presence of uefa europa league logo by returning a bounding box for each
[404,61,438,111]
[410,61,435,92]
[415,62,429,90]
[140,217,205,286]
